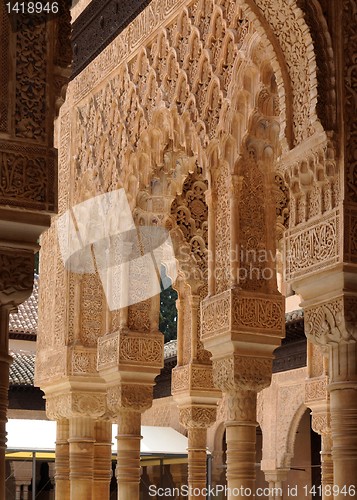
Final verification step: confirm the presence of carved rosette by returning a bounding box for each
[46,392,106,421]
[305,296,357,345]
[179,405,217,429]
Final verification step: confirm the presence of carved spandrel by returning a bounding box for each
[0,249,34,306]
[0,142,57,212]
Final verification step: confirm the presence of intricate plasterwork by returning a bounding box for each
[305,296,357,345]
[250,0,319,144]
[202,290,284,339]
[344,206,357,264]
[0,250,34,304]
[15,15,48,141]
[343,0,357,203]
[305,377,328,403]
[0,141,56,212]
[179,406,216,429]
[213,356,272,393]
[107,385,153,416]
[284,208,341,281]
[46,392,106,420]
[274,174,290,240]
[296,0,336,132]
[172,364,217,395]
[97,331,163,371]
[225,389,257,423]
[311,413,330,436]
[0,3,9,133]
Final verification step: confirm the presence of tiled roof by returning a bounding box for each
[9,275,38,336]
[9,351,35,386]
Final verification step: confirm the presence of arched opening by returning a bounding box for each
[284,409,322,499]
[159,266,178,343]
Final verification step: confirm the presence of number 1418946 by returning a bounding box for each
[6,2,59,14]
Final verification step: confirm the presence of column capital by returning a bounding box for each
[213,354,273,393]
[305,295,357,346]
[179,405,217,429]
[107,384,153,417]
[46,392,107,421]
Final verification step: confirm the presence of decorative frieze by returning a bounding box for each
[284,208,341,281]
[97,331,163,371]
[171,363,217,395]
[201,289,284,340]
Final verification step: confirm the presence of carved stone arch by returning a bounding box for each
[211,419,226,481]
[241,0,327,146]
[279,402,308,469]
[296,0,336,132]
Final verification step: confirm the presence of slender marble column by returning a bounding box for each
[93,420,112,499]
[187,428,207,500]
[116,410,142,500]
[68,416,95,500]
[225,390,257,500]
[329,342,357,499]
[321,433,333,500]
[55,419,70,500]
[0,306,11,500]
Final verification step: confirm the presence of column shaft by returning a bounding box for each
[0,307,10,500]
[330,386,357,498]
[15,484,21,500]
[69,416,95,500]
[321,434,333,500]
[187,428,207,499]
[93,421,112,499]
[116,410,141,500]
[23,485,29,500]
[225,391,257,500]
[55,419,70,500]
[329,343,357,499]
